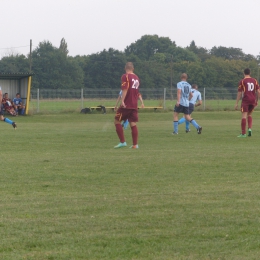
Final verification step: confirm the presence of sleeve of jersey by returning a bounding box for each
[238,80,243,92]
[121,74,129,90]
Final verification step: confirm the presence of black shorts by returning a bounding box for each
[189,103,195,115]
[174,104,189,115]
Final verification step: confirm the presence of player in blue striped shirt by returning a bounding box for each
[178,84,202,132]
[173,74,202,135]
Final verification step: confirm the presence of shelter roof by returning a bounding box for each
[0,73,34,80]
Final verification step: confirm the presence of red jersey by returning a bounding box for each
[121,73,140,109]
[238,77,259,104]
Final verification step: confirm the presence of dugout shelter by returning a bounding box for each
[0,73,33,115]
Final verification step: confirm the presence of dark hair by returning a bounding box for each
[244,68,250,75]
[16,93,20,95]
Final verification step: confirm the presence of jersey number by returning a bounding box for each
[247,83,255,91]
[132,79,139,89]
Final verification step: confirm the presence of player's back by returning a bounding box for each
[190,89,201,104]
[121,73,140,109]
[177,81,191,107]
[239,77,259,103]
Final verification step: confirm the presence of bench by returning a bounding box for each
[89,106,163,113]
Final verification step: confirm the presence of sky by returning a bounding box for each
[1,0,260,58]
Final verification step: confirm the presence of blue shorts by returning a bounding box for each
[174,104,189,115]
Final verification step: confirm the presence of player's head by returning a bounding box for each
[181,73,188,81]
[244,68,250,76]
[125,62,134,72]
[4,93,8,98]
[16,93,20,97]
[192,84,198,89]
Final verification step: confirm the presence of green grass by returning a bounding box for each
[28,99,259,114]
[1,111,260,259]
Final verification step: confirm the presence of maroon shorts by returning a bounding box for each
[115,107,138,122]
[241,102,255,113]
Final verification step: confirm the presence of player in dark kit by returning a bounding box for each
[235,68,260,137]
[114,62,144,149]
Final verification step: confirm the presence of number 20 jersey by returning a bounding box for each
[238,77,259,104]
[121,73,140,109]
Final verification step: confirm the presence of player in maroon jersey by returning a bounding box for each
[114,62,144,149]
[235,68,260,137]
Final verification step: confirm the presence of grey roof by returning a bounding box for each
[0,73,34,80]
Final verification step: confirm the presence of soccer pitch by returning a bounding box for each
[1,112,260,259]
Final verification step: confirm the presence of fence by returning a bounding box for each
[28,88,247,114]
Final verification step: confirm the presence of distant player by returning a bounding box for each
[178,84,202,132]
[0,87,17,129]
[173,73,202,135]
[2,93,17,116]
[235,68,260,137]
[114,62,144,149]
[13,93,25,115]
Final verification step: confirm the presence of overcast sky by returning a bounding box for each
[1,0,260,58]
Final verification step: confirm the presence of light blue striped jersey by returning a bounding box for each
[177,81,192,107]
[189,89,202,105]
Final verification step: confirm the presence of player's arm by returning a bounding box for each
[235,91,242,110]
[138,93,144,108]
[121,89,127,108]
[195,100,202,107]
[195,93,202,107]
[114,94,121,111]
[256,88,260,106]
[176,89,181,106]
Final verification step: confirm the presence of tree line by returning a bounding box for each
[0,35,259,95]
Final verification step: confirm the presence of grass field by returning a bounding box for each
[1,111,260,259]
[28,99,260,114]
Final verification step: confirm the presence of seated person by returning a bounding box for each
[13,93,25,115]
[2,93,17,116]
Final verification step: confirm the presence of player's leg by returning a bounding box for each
[185,104,194,132]
[19,105,25,115]
[123,119,129,130]
[178,116,185,125]
[0,113,17,129]
[114,109,127,148]
[173,111,179,134]
[247,106,254,137]
[173,105,181,134]
[14,105,18,115]
[185,114,202,134]
[237,103,248,137]
[129,110,139,148]
[185,119,190,133]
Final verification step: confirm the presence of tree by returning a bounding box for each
[210,46,255,61]
[31,41,83,89]
[0,54,30,73]
[125,35,176,61]
[83,48,127,89]
[59,38,69,56]
[187,41,210,61]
